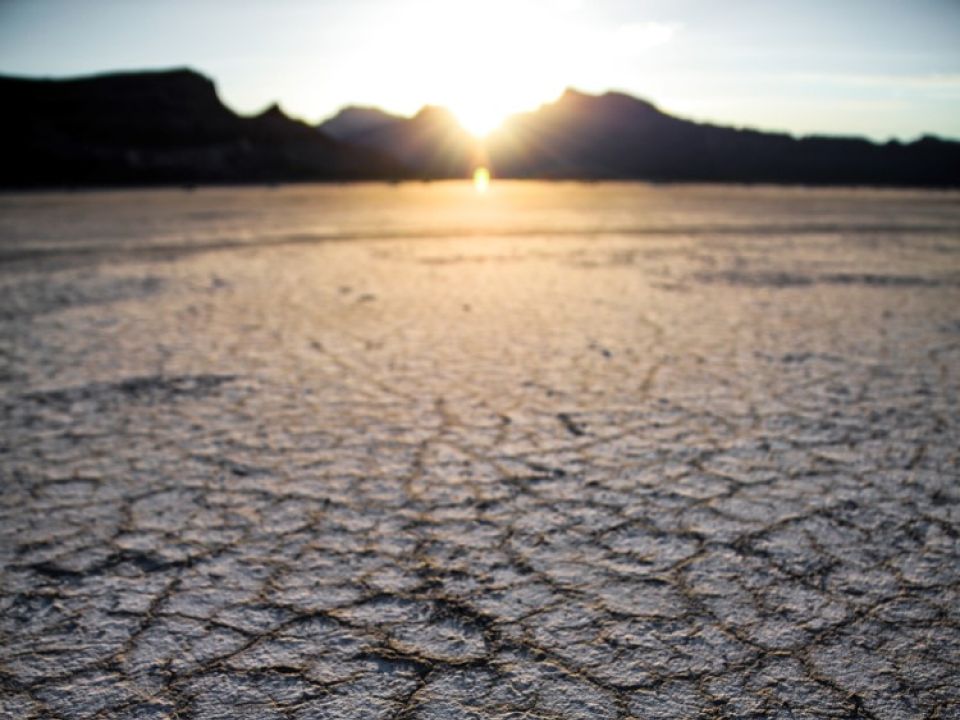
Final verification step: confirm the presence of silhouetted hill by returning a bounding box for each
[0,69,408,187]
[485,89,960,186]
[319,106,405,141]
[3,70,958,187]
[323,105,482,179]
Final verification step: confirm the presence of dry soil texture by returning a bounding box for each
[1,183,959,719]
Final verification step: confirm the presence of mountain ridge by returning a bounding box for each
[322,86,959,186]
[0,68,409,186]
[482,89,959,185]
[3,68,958,188]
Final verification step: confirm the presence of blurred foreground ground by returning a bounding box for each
[1,183,959,719]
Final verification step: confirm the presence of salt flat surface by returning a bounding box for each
[1,182,959,718]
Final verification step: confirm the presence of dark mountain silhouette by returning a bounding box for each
[484,89,960,186]
[2,68,958,188]
[328,88,959,187]
[322,105,482,179]
[319,106,405,141]
[0,69,408,187]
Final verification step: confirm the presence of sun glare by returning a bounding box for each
[473,166,490,192]
[347,0,578,139]
[454,103,511,138]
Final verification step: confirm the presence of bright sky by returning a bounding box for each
[1,0,958,140]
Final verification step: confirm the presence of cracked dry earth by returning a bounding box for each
[1,183,959,720]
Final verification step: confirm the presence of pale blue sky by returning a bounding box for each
[1,0,958,139]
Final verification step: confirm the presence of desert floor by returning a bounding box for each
[2,183,959,719]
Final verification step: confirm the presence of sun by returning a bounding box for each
[452,102,512,138]
[346,0,581,139]
[447,79,561,137]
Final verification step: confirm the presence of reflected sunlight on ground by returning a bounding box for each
[473,166,490,193]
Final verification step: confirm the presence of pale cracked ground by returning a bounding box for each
[1,183,959,719]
